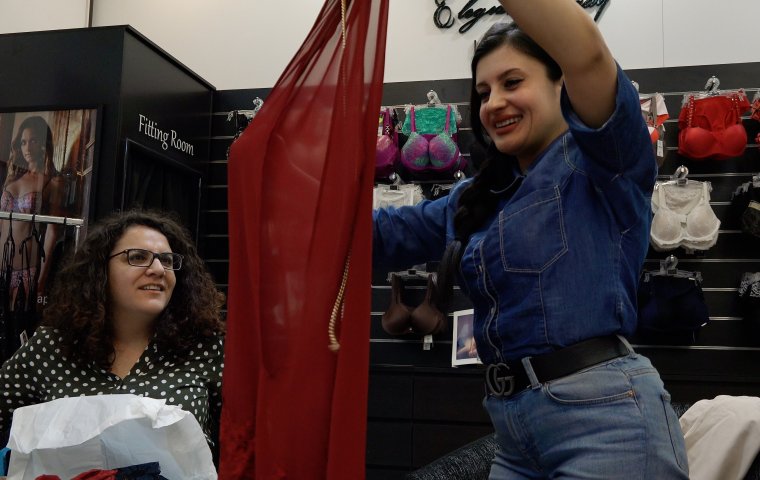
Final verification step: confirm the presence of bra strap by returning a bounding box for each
[409,105,417,133]
[687,95,694,128]
[731,93,741,122]
[657,181,666,207]
[382,108,391,135]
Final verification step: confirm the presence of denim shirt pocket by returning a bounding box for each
[499,186,568,273]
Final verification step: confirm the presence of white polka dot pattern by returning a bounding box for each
[0,327,224,446]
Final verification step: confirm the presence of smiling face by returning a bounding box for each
[475,44,567,170]
[108,225,177,330]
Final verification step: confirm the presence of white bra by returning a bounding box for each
[373,184,424,209]
[650,180,720,252]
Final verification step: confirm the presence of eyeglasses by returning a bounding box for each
[109,248,183,271]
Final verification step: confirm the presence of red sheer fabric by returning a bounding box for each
[220,0,388,478]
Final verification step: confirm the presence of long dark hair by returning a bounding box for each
[6,115,57,186]
[43,209,226,369]
[435,22,562,308]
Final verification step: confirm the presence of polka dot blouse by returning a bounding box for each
[0,326,224,446]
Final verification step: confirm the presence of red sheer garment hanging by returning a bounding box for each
[220,0,389,478]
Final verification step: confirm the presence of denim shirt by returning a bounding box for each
[373,65,656,364]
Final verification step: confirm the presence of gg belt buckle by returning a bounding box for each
[486,362,514,397]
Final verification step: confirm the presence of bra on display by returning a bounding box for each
[650,171,720,253]
[639,91,669,166]
[751,91,760,122]
[640,92,669,142]
[225,97,263,159]
[729,177,760,238]
[382,272,446,336]
[372,183,424,209]
[400,105,461,174]
[376,107,400,180]
[677,88,749,160]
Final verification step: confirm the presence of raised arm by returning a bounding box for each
[499,0,617,128]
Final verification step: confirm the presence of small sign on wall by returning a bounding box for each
[434,0,611,34]
[137,114,195,157]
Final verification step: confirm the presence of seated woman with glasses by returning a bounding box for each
[0,209,226,451]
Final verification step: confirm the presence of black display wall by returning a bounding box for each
[210,62,760,480]
[0,26,214,225]
[202,88,270,288]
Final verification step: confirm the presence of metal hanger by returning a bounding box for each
[683,75,745,104]
[656,165,709,190]
[643,255,703,283]
[704,75,721,95]
[405,90,463,123]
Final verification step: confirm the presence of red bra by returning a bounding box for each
[678,92,749,160]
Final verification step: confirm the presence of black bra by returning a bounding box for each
[382,273,446,336]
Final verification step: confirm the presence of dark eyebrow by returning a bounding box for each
[475,68,523,90]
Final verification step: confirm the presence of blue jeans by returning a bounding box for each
[483,351,689,479]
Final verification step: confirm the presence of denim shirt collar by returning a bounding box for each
[523,129,570,173]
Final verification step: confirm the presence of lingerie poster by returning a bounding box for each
[0,108,98,361]
[452,309,481,366]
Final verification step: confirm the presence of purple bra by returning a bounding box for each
[375,107,399,179]
[400,105,461,174]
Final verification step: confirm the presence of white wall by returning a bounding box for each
[662,0,758,67]
[2,0,760,90]
[384,0,666,84]
[90,0,324,90]
[0,0,88,33]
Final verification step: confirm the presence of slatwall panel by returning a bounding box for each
[209,62,760,479]
[201,88,270,304]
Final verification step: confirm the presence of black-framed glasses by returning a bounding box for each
[109,248,183,271]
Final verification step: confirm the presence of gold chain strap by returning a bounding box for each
[328,252,351,352]
[328,0,350,353]
[341,0,347,49]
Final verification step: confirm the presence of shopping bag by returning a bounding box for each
[6,394,216,480]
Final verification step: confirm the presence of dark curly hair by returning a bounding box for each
[436,22,563,308]
[42,209,225,369]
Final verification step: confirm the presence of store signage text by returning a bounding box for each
[434,0,610,34]
[138,114,195,156]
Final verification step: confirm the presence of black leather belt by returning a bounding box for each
[485,336,631,397]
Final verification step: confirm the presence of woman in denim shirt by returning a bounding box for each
[373,1,689,478]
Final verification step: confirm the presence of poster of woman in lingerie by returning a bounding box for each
[0,108,97,361]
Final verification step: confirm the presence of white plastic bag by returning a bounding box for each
[6,394,217,480]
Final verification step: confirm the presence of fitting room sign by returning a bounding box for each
[434,0,610,33]
[137,114,195,156]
